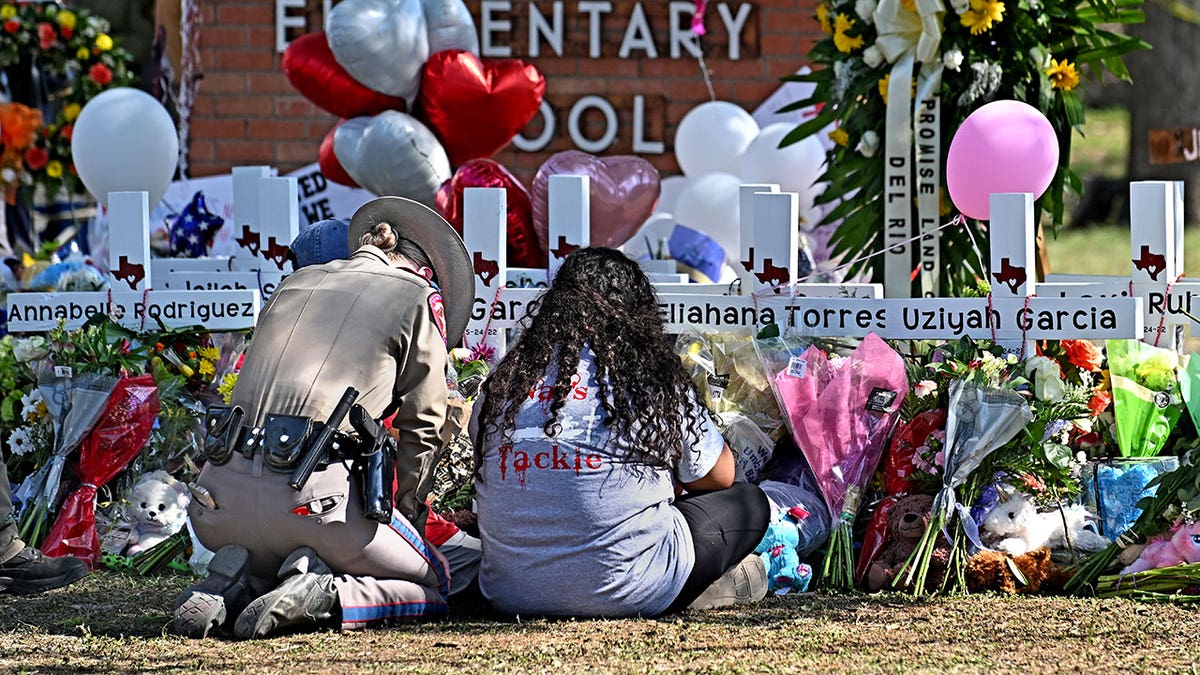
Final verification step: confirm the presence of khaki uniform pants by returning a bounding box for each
[191,453,450,629]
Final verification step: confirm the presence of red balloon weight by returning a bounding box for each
[283,32,407,119]
[319,122,359,188]
[416,50,545,167]
[436,159,545,268]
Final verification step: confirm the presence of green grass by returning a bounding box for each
[1069,107,1130,180]
[1046,225,1200,276]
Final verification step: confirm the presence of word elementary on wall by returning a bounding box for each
[275,1,758,156]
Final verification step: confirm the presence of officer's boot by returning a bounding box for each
[234,546,338,639]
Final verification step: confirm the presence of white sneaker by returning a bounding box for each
[687,555,768,611]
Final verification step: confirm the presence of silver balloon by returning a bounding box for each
[333,111,451,206]
[422,0,479,55]
[327,0,429,104]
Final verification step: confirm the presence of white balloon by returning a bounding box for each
[673,172,743,258]
[327,0,428,104]
[673,101,759,178]
[422,0,479,55]
[739,123,827,215]
[619,212,677,259]
[333,111,450,206]
[71,87,179,208]
[654,176,688,215]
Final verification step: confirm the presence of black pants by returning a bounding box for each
[666,481,771,612]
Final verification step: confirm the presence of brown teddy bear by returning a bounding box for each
[965,546,1074,595]
[866,494,949,592]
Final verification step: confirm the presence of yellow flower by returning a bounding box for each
[0,6,15,20]
[1045,58,1080,91]
[199,360,215,378]
[218,373,238,404]
[832,13,865,53]
[76,47,89,60]
[199,346,221,361]
[63,103,81,122]
[829,128,850,146]
[56,10,76,30]
[45,161,63,179]
[95,33,113,52]
[817,4,833,34]
[960,0,1004,35]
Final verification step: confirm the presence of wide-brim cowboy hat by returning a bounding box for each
[348,197,472,347]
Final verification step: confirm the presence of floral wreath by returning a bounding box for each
[0,2,135,203]
[786,0,1148,294]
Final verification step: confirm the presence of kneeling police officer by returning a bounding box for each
[174,197,472,639]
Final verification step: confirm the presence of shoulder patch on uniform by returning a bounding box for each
[428,292,448,346]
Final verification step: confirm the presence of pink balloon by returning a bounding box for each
[531,150,661,250]
[946,100,1060,220]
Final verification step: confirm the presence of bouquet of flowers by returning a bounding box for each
[41,374,160,567]
[760,332,909,589]
[1105,339,1183,458]
[784,0,1147,292]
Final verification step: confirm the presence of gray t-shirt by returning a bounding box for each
[473,349,725,617]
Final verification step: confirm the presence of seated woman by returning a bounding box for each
[472,247,770,617]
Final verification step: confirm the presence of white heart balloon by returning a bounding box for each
[333,111,451,206]
[71,87,179,208]
[327,0,428,104]
[422,0,479,55]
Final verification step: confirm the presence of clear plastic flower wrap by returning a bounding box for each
[676,328,786,442]
[1105,339,1183,458]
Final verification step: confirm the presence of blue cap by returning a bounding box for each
[290,219,350,268]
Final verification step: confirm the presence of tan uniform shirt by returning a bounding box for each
[231,245,449,523]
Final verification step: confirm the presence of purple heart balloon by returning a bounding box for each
[531,150,662,250]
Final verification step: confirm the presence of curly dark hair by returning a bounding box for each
[475,247,705,474]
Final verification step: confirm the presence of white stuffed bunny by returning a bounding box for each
[982,492,1109,556]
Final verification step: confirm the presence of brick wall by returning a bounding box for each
[189,0,823,183]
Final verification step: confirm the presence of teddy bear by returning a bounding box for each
[981,492,1109,556]
[1120,521,1200,575]
[965,547,1072,595]
[866,493,949,592]
[754,506,815,594]
[124,470,191,556]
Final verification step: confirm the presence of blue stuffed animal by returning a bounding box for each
[754,505,814,594]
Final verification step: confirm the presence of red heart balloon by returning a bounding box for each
[435,159,545,268]
[283,32,407,119]
[417,50,546,167]
[319,122,359,188]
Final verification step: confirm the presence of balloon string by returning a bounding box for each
[789,217,961,284]
[696,50,716,102]
[691,1,716,102]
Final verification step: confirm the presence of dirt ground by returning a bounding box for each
[0,572,1198,674]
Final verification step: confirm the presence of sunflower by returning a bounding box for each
[960,0,1004,35]
[1045,58,1080,91]
[832,13,865,53]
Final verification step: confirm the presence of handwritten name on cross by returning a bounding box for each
[7,191,260,332]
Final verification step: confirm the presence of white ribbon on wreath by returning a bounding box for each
[874,0,945,297]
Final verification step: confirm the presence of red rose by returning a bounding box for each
[37,22,55,49]
[1077,431,1103,449]
[60,124,72,140]
[59,25,72,39]
[23,146,48,170]
[88,62,112,86]
[1088,390,1112,417]
[4,20,19,34]
[1062,339,1104,372]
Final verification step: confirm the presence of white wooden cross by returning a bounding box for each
[7,191,260,332]
[1039,181,1198,349]
[151,168,293,300]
